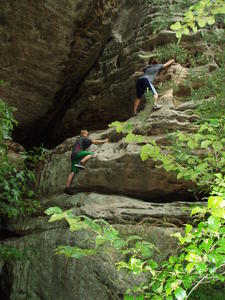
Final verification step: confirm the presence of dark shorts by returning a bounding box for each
[136,78,157,99]
[71,150,94,173]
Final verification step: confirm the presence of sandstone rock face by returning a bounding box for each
[0,0,76,130]
[0,223,179,300]
[6,192,204,235]
[1,192,191,300]
[48,0,181,145]
[0,0,116,145]
[37,87,196,200]
[0,0,199,146]
[0,2,212,299]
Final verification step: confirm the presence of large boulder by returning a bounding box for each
[37,90,196,200]
[0,223,179,300]
[0,192,193,300]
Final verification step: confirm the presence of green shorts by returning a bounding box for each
[71,151,94,173]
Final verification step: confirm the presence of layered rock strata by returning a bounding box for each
[37,85,196,200]
[0,192,201,300]
[0,0,203,146]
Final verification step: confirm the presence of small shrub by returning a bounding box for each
[0,98,42,217]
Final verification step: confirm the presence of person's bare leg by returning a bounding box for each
[134,98,141,114]
[66,172,75,188]
[154,93,158,104]
[80,154,93,164]
[153,93,162,110]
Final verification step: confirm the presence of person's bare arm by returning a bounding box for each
[163,59,175,68]
[130,70,144,78]
[92,138,109,145]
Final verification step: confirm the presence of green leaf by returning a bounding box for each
[177,132,187,141]
[177,172,183,180]
[176,31,182,39]
[212,141,223,151]
[191,206,207,215]
[217,238,225,247]
[83,217,101,231]
[124,295,135,300]
[95,235,106,246]
[208,215,220,231]
[70,223,85,232]
[208,196,223,209]
[211,208,225,219]
[170,21,182,31]
[192,26,198,33]
[195,262,207,275]
[135,241,152,258]
[209,118,220,127]
[199,123,208,132]
[113,239,127,249]
[182,275,192,289]
[140,145,150,161]
[197,18,206,28]
[127,235,142,242]
[183,27,189,35]
[185,252,199,263]
[185,224,193,235]
[187,140,198,149]
[45,207,63,215]
[70,248,95,259]
[125,132,136,143]
[136,296,144,300]
[200,140,212,148]
[216,246,225,254]
[207,16,215,25]
[136,135,144,143]
[174,287,186,300]
[185,10,194,21]
[148,260,158,269]
[104,228,119,241]
[48,213,65,223]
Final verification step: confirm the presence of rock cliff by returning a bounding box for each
[0,0,221,299]
[37,81,196,200]
[0,0,201,147]
[0,83,201,299]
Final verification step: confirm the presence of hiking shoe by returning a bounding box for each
[75,163,85,169]
[153,104,162,111]
[64,187,73,195]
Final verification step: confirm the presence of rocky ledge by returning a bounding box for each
[37,81,197,201]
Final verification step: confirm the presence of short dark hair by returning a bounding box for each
[80,129,88,136]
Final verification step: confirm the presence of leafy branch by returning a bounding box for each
[170,0,225,39]
[45,176,225,299]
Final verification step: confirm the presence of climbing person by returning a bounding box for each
[133,58,175,114]
[64,129,109,195]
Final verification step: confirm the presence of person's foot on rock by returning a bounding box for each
[64,187,73,195]
[152,104,162,111]
[75,163,85,169]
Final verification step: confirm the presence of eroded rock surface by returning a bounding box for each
[37,86,196,199]
[0,0,116,145]
[0,2,212,299]
[1,191,191,300]
[0,0,202,146]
